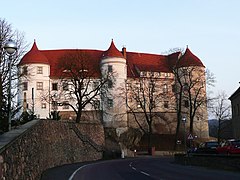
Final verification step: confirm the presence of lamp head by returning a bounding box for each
[4,39,17,55]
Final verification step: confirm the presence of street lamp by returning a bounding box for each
[182,116,187,153]
[4,39,17,131]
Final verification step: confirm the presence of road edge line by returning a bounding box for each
[68,164,89,180]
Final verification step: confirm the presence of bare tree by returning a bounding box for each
[51,51,113,123]
[172,64,215,148]
[126,71,174,151]
[209,92,231,143]
[0,18,27,131]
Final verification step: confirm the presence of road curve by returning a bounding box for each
[68,157,240,180]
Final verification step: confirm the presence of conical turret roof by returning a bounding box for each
[178,47,204,67]
[19,41,49,65]
[102,40,124,59]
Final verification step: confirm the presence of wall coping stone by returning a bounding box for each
[0,120,39,153]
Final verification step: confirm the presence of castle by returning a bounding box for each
[18,40,209,138]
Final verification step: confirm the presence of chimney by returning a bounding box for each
[122,46,126,59]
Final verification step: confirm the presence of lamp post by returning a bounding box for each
[4,39,17,131]
[182,116,187,153]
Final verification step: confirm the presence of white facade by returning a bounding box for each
[18,40,209,137]
[100,56,128,127]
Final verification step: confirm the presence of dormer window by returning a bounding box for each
[155,72,161,78]
[63,69,71,73]
[165,73,171,77]
[37,66,43,74]
[79,69,88,73]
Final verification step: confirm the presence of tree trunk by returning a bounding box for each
[174,112,181,150]
[174,88,182,150]
[76,110,82,123]
[189,115,194,135]
[147,121,153,152]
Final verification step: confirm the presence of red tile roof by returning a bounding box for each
[19,41,205,78]
[102,40,124,59]
[41,49,103,78]
[178,48,205,68]
[19,41,49,65]
[125,52,170,77]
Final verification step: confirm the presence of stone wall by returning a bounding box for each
[0,120,104,180]
[127,112,177,134]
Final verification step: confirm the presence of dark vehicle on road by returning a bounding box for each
[217,139,240,154]
[195,141,218,154]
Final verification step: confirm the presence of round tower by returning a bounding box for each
[18,41,50,118]
[177,47,208,138]
[100,40,128,129]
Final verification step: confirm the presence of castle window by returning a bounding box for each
[108,80,113,88]
[93,100,100,109]
[164,101,169,108]
[63,82,69,91]
[37,66,43,74]
[184,100,189,108]
[108,65,113,73]
[172,84,176,93]
[23,82,28,91]
[36,82,43,90]
[22,66,28,75]
[52,83,58,91]
[108,98,113,108]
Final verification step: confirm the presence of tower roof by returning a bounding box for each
[19,41,49,65]
[102,40,124,59]
[178,47,205,68]
[19,40,205,78]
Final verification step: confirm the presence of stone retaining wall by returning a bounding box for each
[0,120,104,180]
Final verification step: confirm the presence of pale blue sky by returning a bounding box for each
[3,0,240,97]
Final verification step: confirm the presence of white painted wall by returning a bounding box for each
[100,57,128,127]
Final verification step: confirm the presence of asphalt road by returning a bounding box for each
[41,157,240,180]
